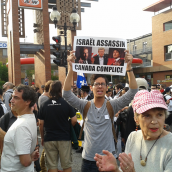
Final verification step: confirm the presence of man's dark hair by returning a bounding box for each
[90,74,108,86]
[123,87,129,92]
[49,81,62,100]
[35,87,39,92]
[151,85,157,88]
[106,89,111,94]
[0,88,2,96]
[115,84,124,90]
[15,84,37,108]
[156,84,160,89]
[45,80,53,92]
[80,47,88,60]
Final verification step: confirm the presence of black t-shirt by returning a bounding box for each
[0,111,17,132]
[38,97,75,142]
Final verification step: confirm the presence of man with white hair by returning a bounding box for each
[2,82,14,111]
[91,47,108,65]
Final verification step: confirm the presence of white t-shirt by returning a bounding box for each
[99,57,104,65]
[1,114,37,172]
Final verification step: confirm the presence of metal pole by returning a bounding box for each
[64,22,67,60]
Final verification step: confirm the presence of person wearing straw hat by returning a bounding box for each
[94,90,172,172]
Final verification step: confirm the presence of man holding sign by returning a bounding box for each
[63,50,138,172]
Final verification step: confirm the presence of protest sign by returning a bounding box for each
[72,36,127,76]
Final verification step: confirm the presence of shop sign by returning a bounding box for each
[0,43,7,48]
[162,79,172,82]
[18,0,42,10]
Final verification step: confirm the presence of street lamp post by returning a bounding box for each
[50,6,80,65]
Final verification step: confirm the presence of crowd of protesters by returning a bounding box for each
[0,51,171,172]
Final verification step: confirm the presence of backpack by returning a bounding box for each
[0,103,4,118]
[78,101,117,142]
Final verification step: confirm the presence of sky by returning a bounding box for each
[0,0,167,43]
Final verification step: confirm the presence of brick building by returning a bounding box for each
[132,0,172,87]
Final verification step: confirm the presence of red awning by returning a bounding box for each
[143,0,172,12]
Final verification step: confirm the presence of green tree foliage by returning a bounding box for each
[26,70,34,78]
[0,62,8,87]
[51,70,59,80]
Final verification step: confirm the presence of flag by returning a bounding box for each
[76,72,87,88]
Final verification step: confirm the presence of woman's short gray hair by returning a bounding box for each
[134,109,169,119]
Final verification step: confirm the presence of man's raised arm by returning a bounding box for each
[63,51,76,91]
[124,50,137,90]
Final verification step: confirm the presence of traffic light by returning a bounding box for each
[52,36,61,44]
[52,36,62,66]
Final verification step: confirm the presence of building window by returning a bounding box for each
[143,42,147,52]
[165,44,172,61]
[133,45,137,53]
[166,75,172,79]
[164,21,172,31]
[2,49,7,56]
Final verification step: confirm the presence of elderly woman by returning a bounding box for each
[94,90,172,172]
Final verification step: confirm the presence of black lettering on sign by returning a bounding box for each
[92,66,95,71]
[85,39,90,45]
[112,41,115,47]
[116,41,119,47]
[121,41,125,47]
[105,40,108,46]
[93,39,95,46]
[97,40,100,46]
[75,65,78,70]
[104,66,108,72]
[108,40,112,46]
[101,40,104,46]
[82,39,86,45]
[76,39,82,45]
[109,67,112,72]
[121,67,123,73]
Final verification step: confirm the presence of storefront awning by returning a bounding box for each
[143,0,172,12]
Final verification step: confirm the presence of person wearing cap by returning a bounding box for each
[80,86,92,101]
[94,90,172,172]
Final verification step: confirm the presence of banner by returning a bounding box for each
[18,0,42,9]
[72,36,127,76]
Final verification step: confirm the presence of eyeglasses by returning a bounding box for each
[93,82,106,87]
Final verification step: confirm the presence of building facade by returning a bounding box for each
[131,2,172,87]
[127,33,153,87]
